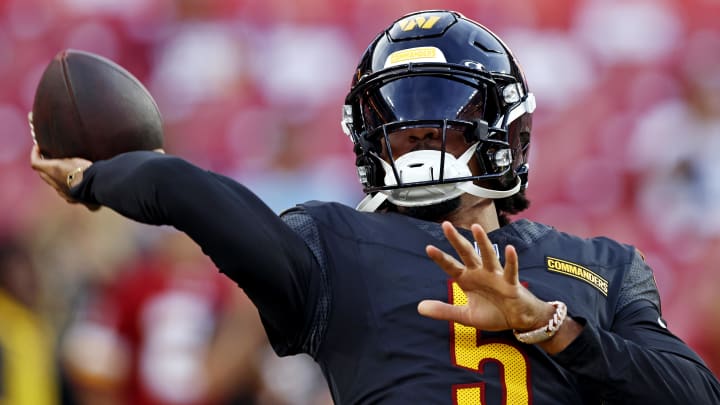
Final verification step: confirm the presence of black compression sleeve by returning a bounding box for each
[552,300,720,403]
[71,151,321,348]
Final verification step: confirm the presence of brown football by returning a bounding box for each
[31,49,163,161]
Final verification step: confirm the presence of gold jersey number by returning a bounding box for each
[450,282,531,404]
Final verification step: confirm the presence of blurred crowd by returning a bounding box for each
[1,0,719,403]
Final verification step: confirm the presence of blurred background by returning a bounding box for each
[1,0,719,403]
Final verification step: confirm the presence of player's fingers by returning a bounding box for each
[30,146,67,181]
[39,176,88,206]
[30,145,92,176]
[426,245,465,279]
[37,171,62,191]
[30,145,46,170]
[441,221,481,267]
[470,224,499,271]
[503,245,519,285]
[37,171,76,201]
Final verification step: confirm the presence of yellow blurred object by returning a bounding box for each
[0,289,58,405]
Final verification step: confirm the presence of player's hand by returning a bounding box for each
[30,144,100,211]
[418,221,554,332]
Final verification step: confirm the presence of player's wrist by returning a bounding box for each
[513,301,567,344]
[66,165,86,189]
[536,316,584,355]
[515,301,558,333]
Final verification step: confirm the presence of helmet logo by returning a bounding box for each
[387,12,456,40]
[398,16,441,31]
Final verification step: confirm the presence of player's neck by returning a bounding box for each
[444,194,499,232]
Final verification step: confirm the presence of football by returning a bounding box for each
[31,49,164,161]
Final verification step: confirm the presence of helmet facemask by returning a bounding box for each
[344,64,534,212]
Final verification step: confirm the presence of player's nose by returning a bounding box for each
[390,127,444,155]
[406,127,442,144]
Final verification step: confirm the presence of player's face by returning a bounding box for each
[379,125,481,174]
[376,125,484,221]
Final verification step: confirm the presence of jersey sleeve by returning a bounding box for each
[70,151,323,352]
[551,249,720,403]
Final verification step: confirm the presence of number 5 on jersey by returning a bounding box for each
[450,282,531,405]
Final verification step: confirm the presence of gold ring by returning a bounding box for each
[66,166,85,189]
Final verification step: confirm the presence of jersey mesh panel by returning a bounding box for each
[281,211,331,358]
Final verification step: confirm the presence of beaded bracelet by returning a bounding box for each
[513,301,567,344]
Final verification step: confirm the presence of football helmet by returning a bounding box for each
[342,10,535,211]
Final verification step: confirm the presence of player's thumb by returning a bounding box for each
[417,300,464,322]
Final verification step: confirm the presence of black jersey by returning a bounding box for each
[72,152,720,404]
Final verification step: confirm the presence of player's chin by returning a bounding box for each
[395,197,461,222]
